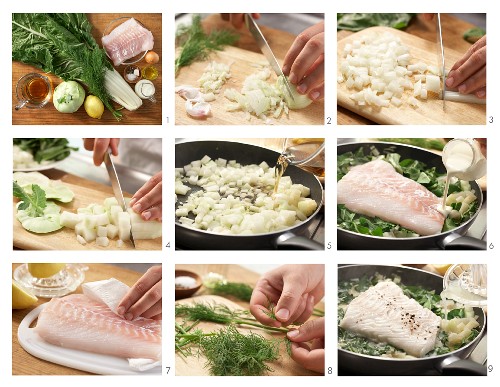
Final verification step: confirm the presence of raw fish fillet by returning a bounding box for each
[339,281,441,357]
[35,294,161,361]
[102,18,154,66]
[337,159,445,235]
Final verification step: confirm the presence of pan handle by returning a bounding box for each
[275,232,324,250]
[439,234,487,250]
[439,356,487,376]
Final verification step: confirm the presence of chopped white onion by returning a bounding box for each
[339,31,444,109]
[175,156,318,235]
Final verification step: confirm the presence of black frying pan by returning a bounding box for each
[338,265,487,376]
[337,142,486,250]
[175,140,324,250]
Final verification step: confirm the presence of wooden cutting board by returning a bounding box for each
[337,26,486,125]
[175,295,321,376]
[175,45,324,125]
[12,13,162,125]
[13,169,161,250]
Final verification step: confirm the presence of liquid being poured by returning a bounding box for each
[440,139,484,213]
[273,154,289,195]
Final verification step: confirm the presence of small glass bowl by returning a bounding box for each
[123,65,141,83]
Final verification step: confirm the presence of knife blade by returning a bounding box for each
[436,13,446,110]
[104,149,136,248]
[244,13,295,101]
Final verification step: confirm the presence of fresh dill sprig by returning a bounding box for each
[175,302,289,333]
[175,14,239,76]
[284,337,293,357]
[199,325,280,376]
[211,281,254,302]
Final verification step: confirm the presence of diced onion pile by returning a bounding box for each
[198,61,231,94]
[338,32,443,109]
[175,155,318,235]
[60,197,162,247]
[224,68,312,124]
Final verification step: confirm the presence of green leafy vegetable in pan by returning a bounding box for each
[338,274,481,357]
[337,146,479,237]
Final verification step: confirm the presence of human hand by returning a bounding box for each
[250,264,324,327]
[446,36,486,98]
[282,21,324,101]
[83,138,120,166]
[287,317,325,373]
[117,265,162,320]
[130,171,162,221]
[220,13,260,29]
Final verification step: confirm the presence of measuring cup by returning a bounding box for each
[442,138,486,181]
[135,80,156,103]
[15,73,52,110]
[280,138,325,176]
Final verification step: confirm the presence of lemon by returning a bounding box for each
[84,95,104,119]
[433,264,452,276]
[12,280,38,309]
[28,263,66,278]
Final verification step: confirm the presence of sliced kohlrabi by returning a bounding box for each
[13,172,75,203]
[16,202,62,233]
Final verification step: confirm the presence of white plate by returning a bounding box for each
[13,159,65,172]
[18,304,162,375]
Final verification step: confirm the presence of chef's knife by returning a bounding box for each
[244,13,295,101]
[436,13,446,110]
[104,149,136,248]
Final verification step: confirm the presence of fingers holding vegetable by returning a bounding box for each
[130,171,162,221]
[117,265,162,320]
[446,36,486,98]
[282,22,324,99]
[83,138,120,166]
[221,13,260,29]
[287,317,325,373]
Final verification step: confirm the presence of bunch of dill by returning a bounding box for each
[175,14,239,76]
[200,326,280,376]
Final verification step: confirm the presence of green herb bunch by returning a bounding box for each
[175,14,239,76]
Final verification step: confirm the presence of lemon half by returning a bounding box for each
[12,280,38,309]
[28,263,66,278]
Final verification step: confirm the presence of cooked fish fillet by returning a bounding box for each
[339,281,441,357]
[102,18,154,66]
[36,294,161,361]
[337,159,445,235]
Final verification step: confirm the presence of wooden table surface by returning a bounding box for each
[12,263,148,375]
[12,13,162,125]
[175,264,325,375]
[337,14,482,125]
[175,14,324,125]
